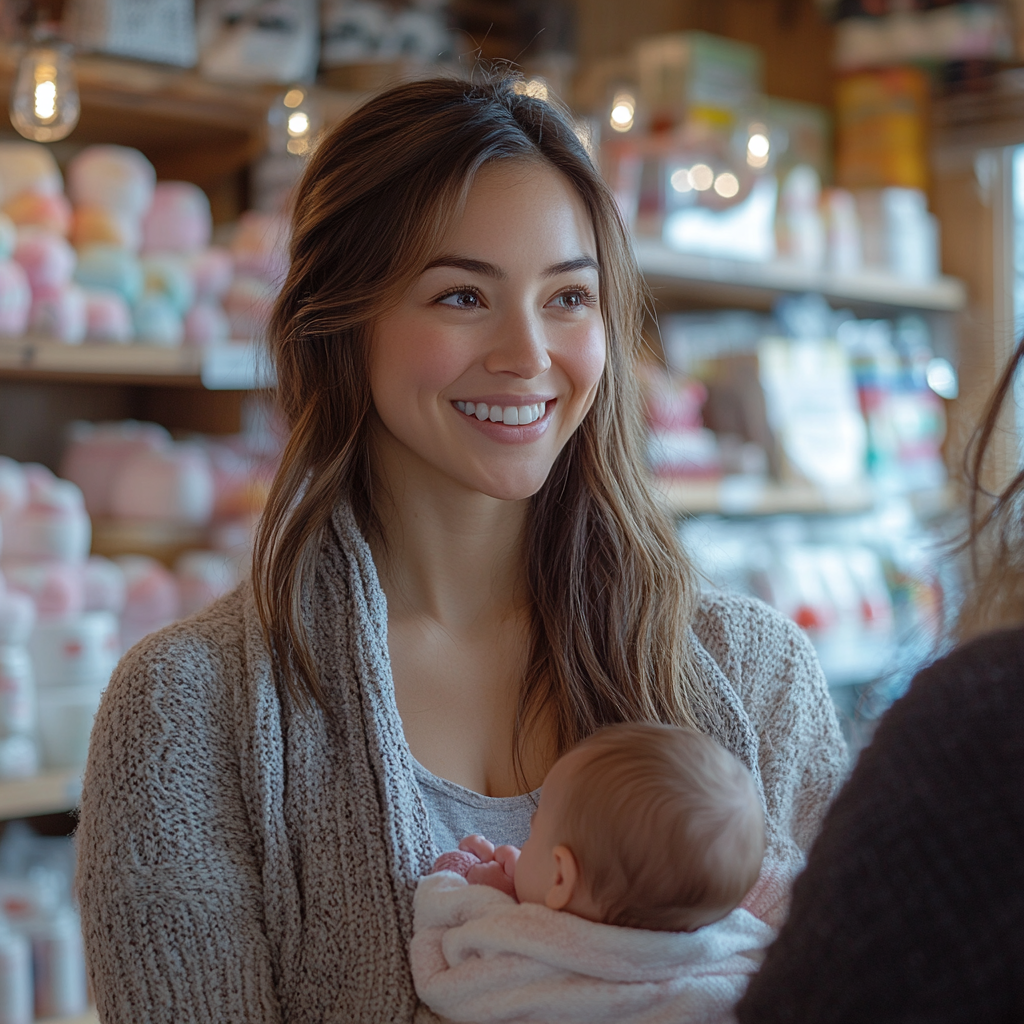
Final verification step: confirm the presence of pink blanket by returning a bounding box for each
[410,872,777,1024]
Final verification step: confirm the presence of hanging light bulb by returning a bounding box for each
[10,37,80,143]
[267,87,322,157]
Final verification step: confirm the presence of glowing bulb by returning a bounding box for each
[610,93,635,133]
[747,133,770,158]
[283,89,305,108]
[714,172,740,198]
[287,111,310,136]
[689,163,714,191]
[10,41,79,143]
[670,168,693,193]
[268,88,321,158]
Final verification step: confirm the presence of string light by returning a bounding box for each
[268,88,321,157]
[714,172,740,198]
[609,93,635,133]
[746,123,771,169]
[9,38,79,143]
[688,163,714,191]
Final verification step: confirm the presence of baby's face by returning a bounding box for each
[513,747,586,907]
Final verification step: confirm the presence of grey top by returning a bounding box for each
[75,502,848,1024]
[412,757,539,854]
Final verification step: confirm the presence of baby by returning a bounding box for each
[411,723,773,1024]
[433,721,765,931]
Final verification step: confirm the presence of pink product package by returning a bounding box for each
[184,301,230,348]
[142,182,213,255]
[0,260,30,336]
[66,145,156,220]
[3,191,72,237]
[176,550,238,617]
[109,445,215,525]
[0,584,35,646]
[2,478,91,563]
[2,561,86,620]
[13,230,76,293]
[82,555,127,615]
[117,555,180,649]
[230,211,290,285]
[60,420,171,519]
[29,285,87,345]
[189,247,233,299]
[83,289,133,343]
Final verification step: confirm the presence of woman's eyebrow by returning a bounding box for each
[421,254,600,279]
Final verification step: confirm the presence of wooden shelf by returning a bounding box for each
[0,770,81,820]
[42,1012,97,1024]
[656,477,876,517]
[0,339,268,390]
[635,238,968,313]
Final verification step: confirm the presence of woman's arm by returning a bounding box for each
[76,623,283,1023]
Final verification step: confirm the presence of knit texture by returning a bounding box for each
[737,627,1024,1024]
[75,505,846,1023]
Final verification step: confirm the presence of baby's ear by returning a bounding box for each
[544,845,580,911]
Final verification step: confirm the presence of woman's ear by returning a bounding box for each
[544,844,580,911]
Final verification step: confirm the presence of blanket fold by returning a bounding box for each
[411,873,776,1024]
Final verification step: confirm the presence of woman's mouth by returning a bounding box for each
[454,400,548,426]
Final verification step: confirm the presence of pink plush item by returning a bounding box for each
[230,211,290,285]
[71,205,141,253]
[141,182,213,255]
[116,555,180,648]
[0,583,36,645]
[29,284,87,344]
[222,275,277,341]
[83,288,133,344]
[109,444,215,525]
[81,555,127,614]
[60,419,171,518]
[2,477,91,563]
[3,191,72,236]
[431,850,480,878]
[13,229,76,293]
[66,145,155,220]
[184,301,230,348]
[2,561,86,619]
[0,142,63,205]
[0,212,16,261]
[0,260,30,336]
[0,457,28,519]
[188,247,233,299]
[175,550,238,617]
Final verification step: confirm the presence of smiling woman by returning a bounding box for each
[75,74,847,1024]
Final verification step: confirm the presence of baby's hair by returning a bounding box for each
[558,723,765,931]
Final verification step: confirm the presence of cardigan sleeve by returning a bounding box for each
[694,592,848,862]
[75,612,283,1024]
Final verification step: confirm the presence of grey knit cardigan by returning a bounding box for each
[75,504,847,1024]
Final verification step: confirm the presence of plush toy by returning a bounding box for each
[29,284,87,345]
[116,554,180,649]
[28,611,120,686]
[1,474,91,563]
[0,212,15,261]
[142,181,213,255]
[66,145,156,221]
[71,205,141,253]
[0,583,35,647]
[81,555,127,615]
[141,254,195,314]
[188,246,233,299]
[13,229,76,293]
[74,244,144,305]
[0,260,31,336]
[2,562,86,619]
[82,289,133,344]
[60,419,171,518]
[3,190,72,237]
[133,293,184,347]
[230,211,290,284]
[175,549,238,617]
[109,444,214,524]
[184,301,230,347]
[0,142,63,206]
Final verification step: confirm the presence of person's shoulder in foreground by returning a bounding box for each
[737,625,1024,1024]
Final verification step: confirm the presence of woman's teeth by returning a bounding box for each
[454,401,547,425]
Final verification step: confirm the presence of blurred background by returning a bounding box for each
[0,1,1023,1017]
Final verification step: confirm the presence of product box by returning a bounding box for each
[65,0,197,67]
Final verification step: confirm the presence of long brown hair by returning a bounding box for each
[956,337,1024,641]
[252,74,714,766]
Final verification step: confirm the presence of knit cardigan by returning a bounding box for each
[75,504,846,1024]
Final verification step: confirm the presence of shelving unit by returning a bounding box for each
[41,1012,96,1024]
[656,477,875,517]
[0,770,81,820]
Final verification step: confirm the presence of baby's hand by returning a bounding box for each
[458,835,520,899]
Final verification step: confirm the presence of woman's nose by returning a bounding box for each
[483,309,552,379]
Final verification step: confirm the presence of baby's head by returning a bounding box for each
[514,723,765,931]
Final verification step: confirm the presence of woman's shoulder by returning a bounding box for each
[693,589,825,702]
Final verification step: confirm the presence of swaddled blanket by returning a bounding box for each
[410,872,776,1024]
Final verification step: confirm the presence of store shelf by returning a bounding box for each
[656,476,876,517]
[0,338,268,390]
[0,770,82,821]
[635,238,968,313]
[42,1012,97,1024]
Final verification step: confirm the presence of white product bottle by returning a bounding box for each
[28,904,87,1020]
[0,914,32,1024]
[0,588,38,779]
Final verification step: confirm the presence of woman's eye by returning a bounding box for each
[553,288,594,309]
[437,289,481,309]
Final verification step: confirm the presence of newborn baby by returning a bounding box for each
[411,723,774,1024]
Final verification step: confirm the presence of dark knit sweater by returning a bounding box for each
[737,627,1024,1024]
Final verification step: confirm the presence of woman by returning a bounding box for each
[737,343,1024,1022]
[75,76,846,1022]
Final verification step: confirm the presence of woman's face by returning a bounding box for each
[368,160,606,502]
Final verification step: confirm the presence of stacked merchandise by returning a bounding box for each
[0,140,287,348]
